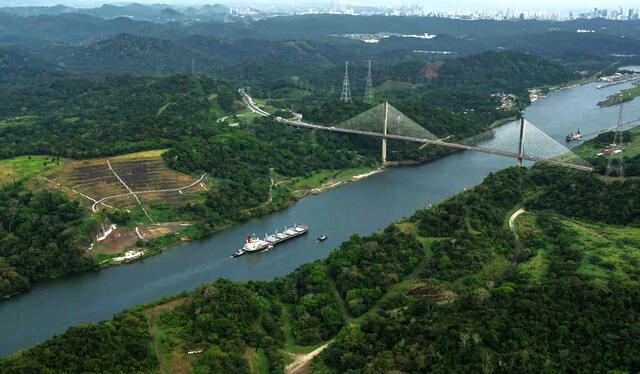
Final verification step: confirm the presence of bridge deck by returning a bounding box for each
[239,88,594,172]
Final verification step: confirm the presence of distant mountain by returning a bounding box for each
[18,33,363,76]
[180,35,348,67]
[0,46,63,82]
[0,4,75,17]
[0,3,232,23]
[42,33,216,75]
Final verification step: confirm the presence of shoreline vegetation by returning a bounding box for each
[0,155,386,300]
[0,51,584,299]
[598,85,640,107]
[5,161,640,372]
[0,87,552,299]
[95,164,385,267]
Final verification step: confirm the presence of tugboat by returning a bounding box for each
[317,235,327,242]
[566,129,582,142]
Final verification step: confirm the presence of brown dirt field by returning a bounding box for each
[419,61,444,79]
[169,350,194,374]
[144,297,188,315]
[92,222,191,256]
[94,228,140,255]
[44,151,202,211]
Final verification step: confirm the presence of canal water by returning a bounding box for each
[2,81,640,355]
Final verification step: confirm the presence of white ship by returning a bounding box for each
[233,224,309,257]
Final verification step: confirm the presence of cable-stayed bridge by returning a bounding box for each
[239,88,593,172]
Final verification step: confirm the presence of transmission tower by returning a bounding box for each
[340,61,352,103]
[364,60,374,104]
[605,105,625,178]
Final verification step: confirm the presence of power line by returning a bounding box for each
[340,61,352,103]
[364,60,374,104]
[605,104,625,178]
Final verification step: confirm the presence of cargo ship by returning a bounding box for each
[233,224,309,257]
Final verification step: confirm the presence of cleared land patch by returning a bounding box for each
[45,150,207,211]
[92,222,191,258]
[517,213,640,282]
[0,155,66,184]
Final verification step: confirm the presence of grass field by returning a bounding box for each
[0,155,67,184]
[144,298,194,374]
[285,166,378,191]
[516,213,640,282]
[252,98,278,114]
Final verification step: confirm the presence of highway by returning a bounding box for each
[238,88,594,172]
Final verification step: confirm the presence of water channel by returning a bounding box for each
[2,80,640,355]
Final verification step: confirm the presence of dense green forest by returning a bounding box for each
[0,50,574,166]
[158,123,374,229]
[3,165,640,373]
[1,7,640,371]
[0,48,582,301]
[0,183,96,298]
[0,74,237,158]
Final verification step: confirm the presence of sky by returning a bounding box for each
[0,0,638,11]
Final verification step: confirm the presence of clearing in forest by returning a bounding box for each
[44,150,207,210]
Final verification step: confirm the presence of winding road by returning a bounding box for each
[91,172,208,212]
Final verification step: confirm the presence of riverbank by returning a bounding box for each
[2,70,637,356]
[96,165,386,268]
[598,85,640,107]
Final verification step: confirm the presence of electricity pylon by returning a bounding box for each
[340,61,352,103]
[605,104,625,178]
[363,60,374,104]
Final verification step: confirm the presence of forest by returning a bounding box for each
[0,183,96,298]
[2,7,640,372]
[3,164,640,373]
[0,48,579,301]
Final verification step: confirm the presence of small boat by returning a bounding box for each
[232,249,246,257]
[317,235,327,242]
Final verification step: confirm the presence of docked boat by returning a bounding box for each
[232,224,309,257]
[566,129,582,142]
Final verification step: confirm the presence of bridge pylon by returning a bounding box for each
[382,101,388,164]
[517,117,526,167]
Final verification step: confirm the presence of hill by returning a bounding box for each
[2,165,639,373]
[0,46,64,82]
[44,33,216,75]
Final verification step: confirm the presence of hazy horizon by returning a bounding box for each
[1,0,638,12]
